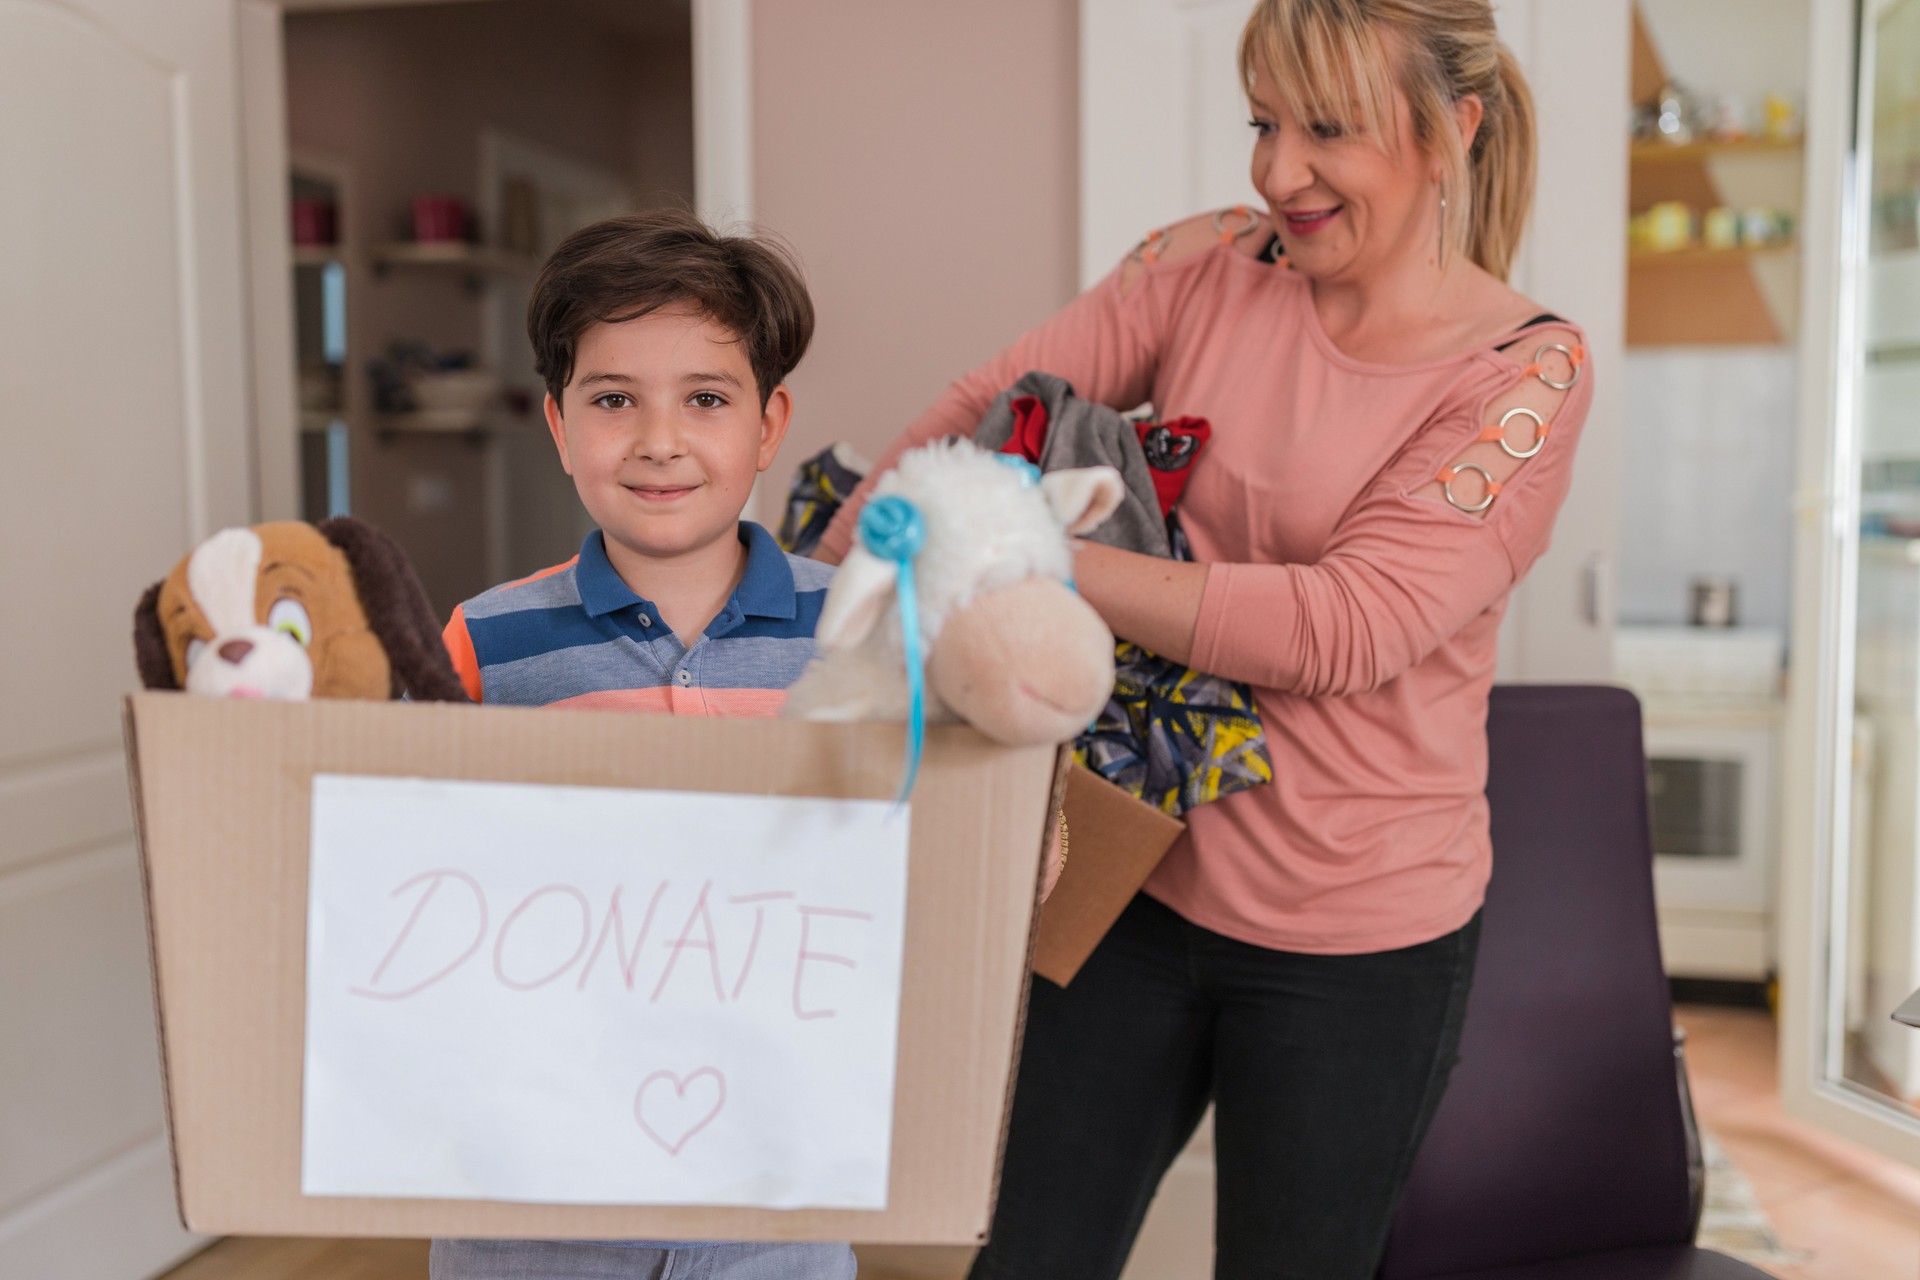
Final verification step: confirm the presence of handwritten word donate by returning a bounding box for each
[350,872,874,1022]
[302,775,908,1209]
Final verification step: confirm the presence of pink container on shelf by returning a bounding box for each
[290,198,336,247]
[410,195,469,244]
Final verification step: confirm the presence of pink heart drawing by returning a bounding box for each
[634,1067,727,1156]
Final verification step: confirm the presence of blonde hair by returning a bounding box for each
[1237,0,1535,280]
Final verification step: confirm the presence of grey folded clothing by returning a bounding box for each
[971,370,1171,558]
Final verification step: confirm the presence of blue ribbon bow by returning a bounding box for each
[859,496,928,805]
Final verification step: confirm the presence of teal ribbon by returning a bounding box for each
[859,496,928,804]
[995,454,1042,487]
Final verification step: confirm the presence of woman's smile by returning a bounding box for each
[1281,205,1343,235]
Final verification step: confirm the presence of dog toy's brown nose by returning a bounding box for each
[219,639,254,665]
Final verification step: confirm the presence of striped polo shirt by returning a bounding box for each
[443,522,832,716]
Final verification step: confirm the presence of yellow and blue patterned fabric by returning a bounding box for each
[1072,521,1271,815]
[777,445,867,559]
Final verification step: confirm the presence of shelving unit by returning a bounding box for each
[1626,128,1805,346]
[1629,138,1804,163]
[369,241,535,288]
[291,245,350,269]
[1629,243,1798,266]
[376,408,491,439]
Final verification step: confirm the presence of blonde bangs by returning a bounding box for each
[1238,0,1400,151]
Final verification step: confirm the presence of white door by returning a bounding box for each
[1080,0,1627,686]
[1079,4,1628,1271]
[0,0,256,1276]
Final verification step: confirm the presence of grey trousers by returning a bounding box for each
[429,1239,857,1280]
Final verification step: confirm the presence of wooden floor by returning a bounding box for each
[1677,1004,1920,1279]
[158,1005,1920,1280]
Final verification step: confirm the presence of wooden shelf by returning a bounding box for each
[1630,138,1804,163]
[377,409,490,437]
[1629,243,1797,266]
[291,245,348,268]
[369,242,535,276]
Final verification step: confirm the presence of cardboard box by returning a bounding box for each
[1030,767,1185,987]
[123,692,1061,1244]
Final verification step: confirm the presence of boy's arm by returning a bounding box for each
[442,605,484,703]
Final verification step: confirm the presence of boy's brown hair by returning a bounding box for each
[527,208,814,408]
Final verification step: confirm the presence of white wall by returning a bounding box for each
[1619,349,1798,629]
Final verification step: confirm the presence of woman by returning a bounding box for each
[819,2,1591,1275]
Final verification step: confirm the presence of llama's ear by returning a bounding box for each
[1041,465,1126,536]
[816,546,899,653]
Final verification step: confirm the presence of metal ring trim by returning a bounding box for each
[1212,205,1260,241]
[1532,343,1581,391]
[1442,463,1498,513]
[1495,406,1547,460]
[1131,228,1170,263]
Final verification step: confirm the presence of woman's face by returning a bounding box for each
[1246,63,1440,282]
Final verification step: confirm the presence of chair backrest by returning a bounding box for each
[1378,685,1696,1278]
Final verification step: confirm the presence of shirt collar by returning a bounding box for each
[573,524,798,623]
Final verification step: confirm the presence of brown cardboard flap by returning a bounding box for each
[1030,767,1184,986]
[124,692,1059,1244]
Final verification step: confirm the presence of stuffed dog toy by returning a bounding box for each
[132,517,466,701]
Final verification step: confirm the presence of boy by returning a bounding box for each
[436,209,851,1280]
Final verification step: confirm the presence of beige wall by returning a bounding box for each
[284,0,692,613]
[751,0,1081,517]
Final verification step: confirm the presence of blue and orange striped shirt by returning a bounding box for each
[443,522,833,717]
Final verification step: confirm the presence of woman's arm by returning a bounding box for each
[1070,541,1209,664]
[1187,327,1593,695]
[816,216,1245,564]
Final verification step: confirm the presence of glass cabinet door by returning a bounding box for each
[1786,0,1920,1163]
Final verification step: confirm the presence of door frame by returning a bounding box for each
[241,0,753,516]
[1777,0,1920,1169]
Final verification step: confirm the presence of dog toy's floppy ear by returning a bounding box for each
[132,580,180,690]
[317,516,468,702]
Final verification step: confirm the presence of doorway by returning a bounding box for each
[270,0,708,616]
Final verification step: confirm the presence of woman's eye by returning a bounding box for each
[690,392,727,410]
[1248,118,1274,137]
[1309,121,1345,141]
[594,393,632,410]
[267,597,312,647]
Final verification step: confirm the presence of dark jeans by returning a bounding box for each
[971,894,1482,1280]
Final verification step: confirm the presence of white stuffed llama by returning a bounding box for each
[783,439,1124,747]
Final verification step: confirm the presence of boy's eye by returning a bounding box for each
[689,391,727,410]
[593,392,633,410]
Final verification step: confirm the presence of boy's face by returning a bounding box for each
[546,308,791,574]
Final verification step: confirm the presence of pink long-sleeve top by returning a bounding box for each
[820,238,1593,955]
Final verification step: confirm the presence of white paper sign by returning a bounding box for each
[301,774,909,1208]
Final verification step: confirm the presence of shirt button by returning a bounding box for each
[677,669,692,684]
[636,612,652,628]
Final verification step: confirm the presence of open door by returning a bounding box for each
[0,0,259,1275]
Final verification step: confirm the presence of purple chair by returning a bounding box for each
[1376,686,1777,1280]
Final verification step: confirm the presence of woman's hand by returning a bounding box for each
[1070,539,1209,666]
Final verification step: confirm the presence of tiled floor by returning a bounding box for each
[161,1004,1920,1280]
[1678,1003,1920,1279]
